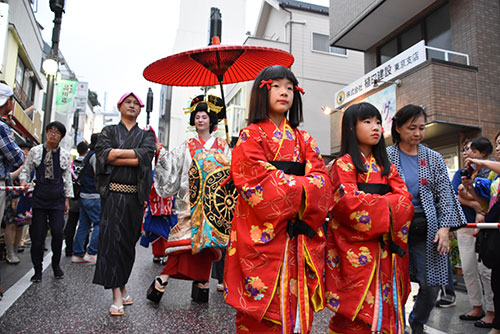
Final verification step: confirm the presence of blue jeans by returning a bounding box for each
[408,238,440,327]
[73,198,100,256]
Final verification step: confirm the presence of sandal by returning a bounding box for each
[122,295,133,306]
[191,281,209,303]
[475,320,494,328]
[146,277,168,303]
[460,312,485,321]
[109,304,124,316]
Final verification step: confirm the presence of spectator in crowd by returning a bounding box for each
[20,121,73,282]
[65,141,88,257]
[462,149,500,334]
[72,134,100,264]
[455,136,495,327]
[0,82,25,293]
[4,142,32,264]
[387,105,466,334]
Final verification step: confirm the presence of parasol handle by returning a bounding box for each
[217,76,231,147]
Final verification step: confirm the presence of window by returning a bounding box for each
[377,3,451,65]
[312,33,347,55]
[15,56,25,87]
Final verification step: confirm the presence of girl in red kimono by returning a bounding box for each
[326,103,414,334]
[224,65,333,333]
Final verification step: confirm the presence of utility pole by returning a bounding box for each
[146,88,153,126]
[42,0,65,142]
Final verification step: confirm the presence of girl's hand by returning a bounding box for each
[155,142,163,152]
[461,176,474,191]
[434,227,450,255]
[465,158,483,169]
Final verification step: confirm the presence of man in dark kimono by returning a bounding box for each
[93,92,155,316]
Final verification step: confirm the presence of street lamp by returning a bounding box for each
[322,106,342,115]
[42,55,58,142]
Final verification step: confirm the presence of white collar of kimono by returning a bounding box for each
[199,134,215,149]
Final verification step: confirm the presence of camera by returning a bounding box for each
[460,163,476,178]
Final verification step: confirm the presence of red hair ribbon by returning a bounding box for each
[259,79,273,90]
[294,85,305,95]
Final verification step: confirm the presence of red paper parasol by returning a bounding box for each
[143,41,294,144]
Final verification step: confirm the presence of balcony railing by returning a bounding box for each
[425,45,470,65]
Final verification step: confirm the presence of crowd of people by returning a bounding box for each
[0,65,499,334]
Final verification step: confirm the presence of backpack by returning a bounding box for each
[476,199,500,269]
[71,157,85,199]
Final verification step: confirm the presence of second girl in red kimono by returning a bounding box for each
[326,103,414,333]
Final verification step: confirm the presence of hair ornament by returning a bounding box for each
[294,85,305,95]
[259,79,273,90]
[183,95,224,115]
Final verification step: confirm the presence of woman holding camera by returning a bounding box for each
[387,105,466,334]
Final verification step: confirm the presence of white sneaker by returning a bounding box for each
[71,255,85,263]
[83,253,96,264]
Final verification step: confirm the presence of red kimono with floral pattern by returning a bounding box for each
[326,154,413,334]
[224,118,333,333]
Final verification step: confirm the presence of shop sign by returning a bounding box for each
[55,79,78,115]
[75,81,88,110]
[334,40,427,108]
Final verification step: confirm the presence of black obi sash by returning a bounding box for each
[269,161,316,239]
[357,182,406,258]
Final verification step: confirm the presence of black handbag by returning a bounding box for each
[409,211,427,241]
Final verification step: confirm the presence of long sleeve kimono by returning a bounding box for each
[224,118,332,333]
[93,122,155,289]
[154,135,232,255]
[326,153,414,334]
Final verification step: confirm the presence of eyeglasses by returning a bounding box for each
[47,129,62,137]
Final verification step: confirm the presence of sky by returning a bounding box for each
[33,0,330,129]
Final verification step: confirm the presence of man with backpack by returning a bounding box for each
[71,134,100,264]
[64,141,88,257]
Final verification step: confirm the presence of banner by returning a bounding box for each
[55,79,78,115]
[361,85,397,137]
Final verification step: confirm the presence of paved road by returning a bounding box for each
[0,243,493,333]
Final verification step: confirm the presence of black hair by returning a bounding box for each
[391,104,427,144]
[18,141,32,150]
[89,133,99,150]
[341,102,391,176]
[76,141,89,155]
[45,121,66,138]
[188,95,218,133]
[248,65,303,128]
[470,136,493,157]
